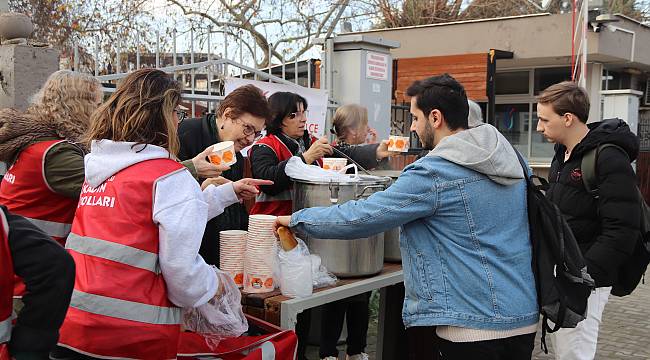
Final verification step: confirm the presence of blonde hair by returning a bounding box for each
[85,68,182,156]
[331,104,368,141]
[26,70,102,141]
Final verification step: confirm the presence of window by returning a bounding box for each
[531,104,555,159]
[495,71,530,95]
[495,104,530,156]
[534,67,571,94]
[495,66,571,162]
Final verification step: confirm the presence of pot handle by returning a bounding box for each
[328,182,340,204]
[356,184,386,199]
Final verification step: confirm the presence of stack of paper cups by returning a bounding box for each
[220,230,247,288]
[244,214,278,293]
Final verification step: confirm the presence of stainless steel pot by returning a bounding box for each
[292,175,391,277]
[370,170,403,263]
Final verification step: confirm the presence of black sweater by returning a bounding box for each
[3,206,75,356]
[177,114,248,266]
[546,118,641,287]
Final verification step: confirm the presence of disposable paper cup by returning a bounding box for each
[388,136,410,152]
[322,158,348,171]
[209,141,237,166]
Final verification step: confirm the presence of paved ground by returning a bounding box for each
[306,280,650,359]
[533,279,650,360]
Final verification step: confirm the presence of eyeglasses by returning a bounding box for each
[175,109,188,122]
[288,110,309,119]
[240,121,264,141]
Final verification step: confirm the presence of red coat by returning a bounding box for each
[249,134,322,216]
[0,210,12,359]
[58,159,185,360]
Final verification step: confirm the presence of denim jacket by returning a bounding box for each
[290,124,539,330]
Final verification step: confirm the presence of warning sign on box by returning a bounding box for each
[366,52,389,81]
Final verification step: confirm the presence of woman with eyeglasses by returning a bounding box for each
[177,84,271,266]
[248,92,392,360]
[249,93,392,216]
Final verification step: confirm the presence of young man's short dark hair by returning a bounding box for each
[217,84,272,122]
[406,73,469,130]
[266,92,308,134]
[537,81,590,123]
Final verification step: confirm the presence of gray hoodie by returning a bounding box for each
[428,123,525,185]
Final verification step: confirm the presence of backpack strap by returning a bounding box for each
[581,144,629,199]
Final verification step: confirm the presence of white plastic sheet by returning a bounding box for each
[285,156,359,183]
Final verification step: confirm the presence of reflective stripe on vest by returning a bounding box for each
[255,189,292,202]
[23,217,71,238]
[66,233,160,274]
[70,290,180,325]
[0,317,10,343]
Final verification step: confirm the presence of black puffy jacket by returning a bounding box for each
[546,118,641,287]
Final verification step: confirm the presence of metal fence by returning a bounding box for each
[71,28,335,120]
[640,110,650,152]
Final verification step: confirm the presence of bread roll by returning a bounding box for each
[278,226,298,251]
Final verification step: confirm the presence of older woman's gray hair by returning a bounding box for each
[467,100,484,128]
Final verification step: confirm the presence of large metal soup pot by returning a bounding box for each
[291,175,391,277]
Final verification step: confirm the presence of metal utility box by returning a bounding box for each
[602,89,643,135]
[329,35,400,140]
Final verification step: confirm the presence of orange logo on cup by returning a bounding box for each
[264,278,274,289]
[223,150,233,163]
[234,273,243,285]
[209,154,222,165]
[388,139,394,148]
[395,139,405,149]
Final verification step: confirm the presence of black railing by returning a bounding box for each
[639,111,650,152]
[391,102,422,150]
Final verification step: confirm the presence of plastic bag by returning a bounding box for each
[285,156,360,183]
[182,267,249,349]
[309,253,337,289]
[276,238,336,298]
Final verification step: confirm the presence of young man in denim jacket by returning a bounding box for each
[275,74,539,360]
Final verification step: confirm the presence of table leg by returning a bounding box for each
[377,283,406,360]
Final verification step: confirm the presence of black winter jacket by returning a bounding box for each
[177,114,248,266]
[3,206,75,357]
[546,118,641,287]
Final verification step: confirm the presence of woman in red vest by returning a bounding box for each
[249,92,391,217]
[0,70,102,246]
[248,93,393,360]
[55,68,270,359]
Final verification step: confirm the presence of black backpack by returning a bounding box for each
[513,149,595,353]
[581,143,650,297]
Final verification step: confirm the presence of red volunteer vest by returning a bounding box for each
[58,159,185,360]
[0,140,77,245]
[0,210,12,359]
[249,134,322,216]
[0,140,77,297]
